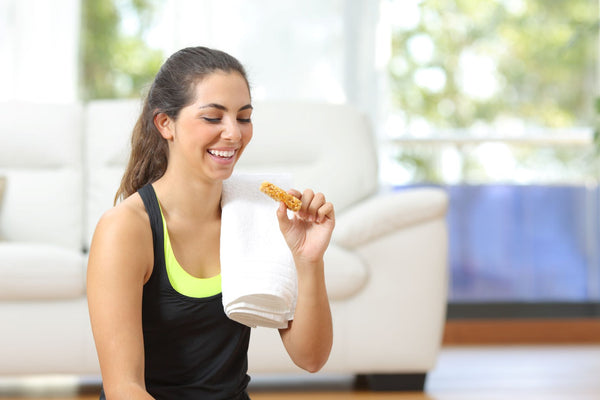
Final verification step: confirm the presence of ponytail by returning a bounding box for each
[113,99,168,204]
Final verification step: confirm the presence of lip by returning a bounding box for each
[207,148,238,164]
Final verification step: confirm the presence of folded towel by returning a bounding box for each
[220,173,297,329]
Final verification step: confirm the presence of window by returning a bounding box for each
[381,0,600,305]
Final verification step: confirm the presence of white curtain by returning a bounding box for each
[0,0,80,103]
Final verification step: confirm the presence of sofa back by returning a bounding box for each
[84,99,141,247]
[0,103,84,250]
[237,101,379,212]
[83,99,379,247]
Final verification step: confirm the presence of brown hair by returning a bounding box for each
[114,46,249,204]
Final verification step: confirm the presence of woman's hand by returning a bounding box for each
[276,188,335,263]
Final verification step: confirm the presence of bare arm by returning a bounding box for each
[276,189,334,372]
[279,258,332,372]
[87,196,155,399]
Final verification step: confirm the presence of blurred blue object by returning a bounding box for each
[395,184,599,302]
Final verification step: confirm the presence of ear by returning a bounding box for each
[154,112,174,140]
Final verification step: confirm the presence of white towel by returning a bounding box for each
[220,173,297,329]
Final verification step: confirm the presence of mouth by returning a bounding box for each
[207,149,236,159]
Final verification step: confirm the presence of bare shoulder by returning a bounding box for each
[93,193,150,246]
[88,193,153,282]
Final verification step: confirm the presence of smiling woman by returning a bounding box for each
[154,72,252,180]
[86,46,334,400]
[111,48,251,203]
[151,71,253,183]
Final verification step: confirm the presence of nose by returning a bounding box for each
[221,117,242,141]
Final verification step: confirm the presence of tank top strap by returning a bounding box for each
[138,184,166,279]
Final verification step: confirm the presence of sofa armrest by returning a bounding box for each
[333,187,449,249]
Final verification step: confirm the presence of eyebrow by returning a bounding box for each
[198,103,253,112]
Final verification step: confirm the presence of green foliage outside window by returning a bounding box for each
[390,0,597,129]
[388,0,599,183]
[80,0,164,100]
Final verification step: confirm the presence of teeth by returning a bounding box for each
[208,149,235,158]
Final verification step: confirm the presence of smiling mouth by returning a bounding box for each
[208,149,236,159]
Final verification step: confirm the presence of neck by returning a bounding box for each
[152,170,223,222]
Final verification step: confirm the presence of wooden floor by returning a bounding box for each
[2,345,600,399]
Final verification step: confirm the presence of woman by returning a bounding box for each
[87,46,334,400]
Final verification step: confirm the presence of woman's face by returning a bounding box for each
[167,71,253,182]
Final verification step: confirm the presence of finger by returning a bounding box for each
[276,201,292,231]
[287,188,302,200]
[316,201,335,224]
[307,192,326,221]
[299,189,314,220]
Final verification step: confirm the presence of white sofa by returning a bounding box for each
[0,99,449,391]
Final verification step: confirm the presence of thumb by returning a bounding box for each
[276,201,292,232]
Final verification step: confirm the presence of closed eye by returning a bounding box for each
[203,117,221,123]
[237,118,252,123]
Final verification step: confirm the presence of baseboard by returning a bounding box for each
[443,318,600,344]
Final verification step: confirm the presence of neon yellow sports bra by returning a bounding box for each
[159,205,221,298]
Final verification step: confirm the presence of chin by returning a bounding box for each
[210,168,236,182]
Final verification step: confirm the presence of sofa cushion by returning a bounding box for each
[0,243,86,300]
[0,170,83,249]
[324,244,368,301]
[0,102,84,250]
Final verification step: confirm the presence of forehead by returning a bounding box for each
[190,71,250,104]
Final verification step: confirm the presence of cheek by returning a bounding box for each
[237,128,252,160]
[243,126,253,145]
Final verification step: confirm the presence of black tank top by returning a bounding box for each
[99,184,251,400]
